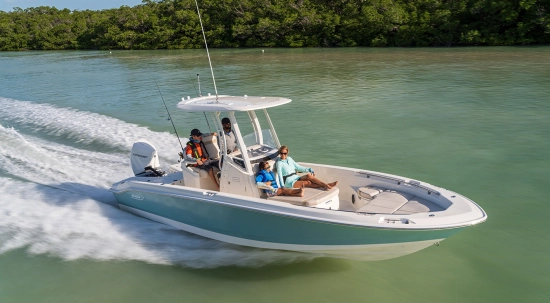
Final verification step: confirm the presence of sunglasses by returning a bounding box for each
[280,152,288,155]
[265,166,270,169]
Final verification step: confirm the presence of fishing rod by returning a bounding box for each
[153,79,185,156]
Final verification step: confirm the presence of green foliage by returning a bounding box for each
[0,0,549,50]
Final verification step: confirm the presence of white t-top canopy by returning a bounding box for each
[177,95,291,112]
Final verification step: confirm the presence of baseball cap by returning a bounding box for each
[190,129,202,136]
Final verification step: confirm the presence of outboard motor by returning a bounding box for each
[130,140,164,177]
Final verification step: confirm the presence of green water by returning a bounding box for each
[0,47,549,302]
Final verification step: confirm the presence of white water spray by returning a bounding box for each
[0,97,316,268]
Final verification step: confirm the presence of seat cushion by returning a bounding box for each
[190,166,220,178]
[357,191,413,214]
[393,196,445,214]
[357,187,380,199]
[269,187,339,207]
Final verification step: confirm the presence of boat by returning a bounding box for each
[109,94,487,261]
[109,1,486,261]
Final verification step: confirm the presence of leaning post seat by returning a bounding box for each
[201,134,220,160]
[181,158,220,190]
[180,135,221,190]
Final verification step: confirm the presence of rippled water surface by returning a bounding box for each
[1,47,549,303]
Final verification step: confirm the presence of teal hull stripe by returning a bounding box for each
[114,191,463,246]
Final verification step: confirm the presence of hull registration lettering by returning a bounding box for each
[131,194,144,200]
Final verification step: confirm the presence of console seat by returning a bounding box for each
[268,187,339,207]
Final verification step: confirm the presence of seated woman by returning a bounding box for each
[275,145,338,190]
[256,161,303,197]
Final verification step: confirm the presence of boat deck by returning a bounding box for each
[266,186,445,215]
[132,170,445,215]
[342,190,445,214]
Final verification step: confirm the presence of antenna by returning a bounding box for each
[153,80,185,155]
[187,72,199,97]
[197,74,202,97]
[194,0,219,102]
[195,73,211,132]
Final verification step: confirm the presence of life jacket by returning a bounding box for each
[186,141,209,160]
[257,169,275,183]
[257,169,278,190]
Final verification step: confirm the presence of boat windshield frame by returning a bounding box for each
[178,95,289,175]
[205,108,282,175]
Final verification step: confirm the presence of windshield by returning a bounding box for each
[235,130,279,163]
[242,129,276,148]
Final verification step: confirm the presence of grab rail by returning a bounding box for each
[356,171,406,183]
[408,180,441,196]
[356,171,440,196]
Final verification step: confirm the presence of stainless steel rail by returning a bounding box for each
[356,171,440,196]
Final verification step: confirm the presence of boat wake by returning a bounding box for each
[0,97,180,160]
[0,97,316,268]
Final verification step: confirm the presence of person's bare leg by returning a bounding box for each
[308,174,335,190]
[301,174,329,189]
[208,170,220,189]
[312,177,331,189]
[293,180,305,188]
[309,182,326,189]
[290,188,303,197]
[304,181,324,188]
[298,179,324,189]
[280,188,303,197]
[327,181,338,188]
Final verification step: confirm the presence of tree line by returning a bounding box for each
[0,0,549,51]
